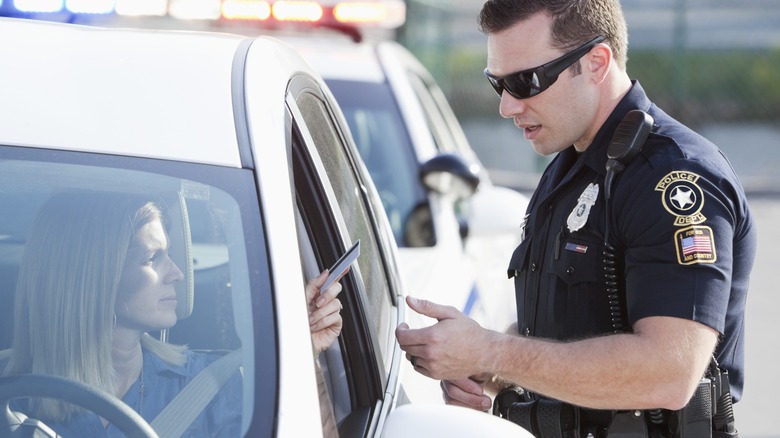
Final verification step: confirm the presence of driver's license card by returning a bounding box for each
[321,240,360,291]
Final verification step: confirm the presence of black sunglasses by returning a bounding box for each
[484,35,607,100]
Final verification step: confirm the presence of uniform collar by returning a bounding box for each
[578,80,653,177]
[536,81,653,200]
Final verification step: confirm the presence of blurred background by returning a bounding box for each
[1,0,777,436]
[400,1,779,436]
[400,0,780,194]
[401,1,779,436]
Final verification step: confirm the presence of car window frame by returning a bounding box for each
[286,80,399,436]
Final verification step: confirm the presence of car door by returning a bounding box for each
[286,73,406,437]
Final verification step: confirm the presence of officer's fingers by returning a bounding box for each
[441,379,492,411]
[469,372,494,386]
[406,296,462,322]
[395,322,428,351]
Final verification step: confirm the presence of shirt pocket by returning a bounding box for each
[507,237,532,279]
[549,236,602,287]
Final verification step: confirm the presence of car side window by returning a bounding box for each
[405,70,458,154]
[287,80,402,436]
[0,147,265,437]
[324,79,426,248]
[289,76,397,371]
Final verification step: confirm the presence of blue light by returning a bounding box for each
[14,0,64,13]
[65,0,115,14]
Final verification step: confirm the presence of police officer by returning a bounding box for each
[395,0,757,436]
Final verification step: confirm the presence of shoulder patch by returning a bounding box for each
[655,171,706,226]
[674,225,717,265]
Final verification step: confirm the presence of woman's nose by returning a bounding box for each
[166,256,185,282]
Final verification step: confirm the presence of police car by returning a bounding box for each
[282,34,530,404]
[2,0,532,405]
[1,0,528,337]
[287,36,530,335]
[0,16,532,438]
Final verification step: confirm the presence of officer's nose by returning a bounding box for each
[499,91,528,119]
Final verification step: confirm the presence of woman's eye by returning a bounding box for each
[145,252,161,265]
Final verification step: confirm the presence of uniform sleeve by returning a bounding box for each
[614,142,739,335]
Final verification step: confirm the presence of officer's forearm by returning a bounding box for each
[482,321,522,397]
[486,316,718,410]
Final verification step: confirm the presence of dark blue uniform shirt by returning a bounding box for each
[507,81,756,402]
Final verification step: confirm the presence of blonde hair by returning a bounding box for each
[5,191,185,420]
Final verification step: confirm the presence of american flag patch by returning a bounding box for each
[564,242,588,254]
[675,226,716,265]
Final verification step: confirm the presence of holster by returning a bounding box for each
[492,371,738,438]
[494,388,579,438]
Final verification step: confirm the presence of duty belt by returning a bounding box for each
[492,361,737,438]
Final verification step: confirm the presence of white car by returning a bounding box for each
[283,35,530,405]
[287,36,529,334]
[0,18,532,438]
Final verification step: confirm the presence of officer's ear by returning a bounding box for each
[586,43,612,84]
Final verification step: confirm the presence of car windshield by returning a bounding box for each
[0,145,268,437]
[325,79,425,247]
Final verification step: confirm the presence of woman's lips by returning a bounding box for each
[160,296,178,308]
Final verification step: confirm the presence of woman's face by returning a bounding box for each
[115,218,183,332]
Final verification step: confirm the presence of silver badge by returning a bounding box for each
[567,183,599,233]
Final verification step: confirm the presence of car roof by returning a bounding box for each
[0,18,318,168]
[280,34,387,83]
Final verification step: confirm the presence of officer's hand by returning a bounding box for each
[441,376,493,412]
[395,296,489,380]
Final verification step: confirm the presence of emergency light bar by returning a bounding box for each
[66,0,114,14]
[13,0,112,14]
[219,0,404,28]
[5,0,405,29]
[115,0,167,16]
[271,1,322,22]
[221,0,271,20]
[14,0,65,13]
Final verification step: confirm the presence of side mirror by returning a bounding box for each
[381,404,533,437]
[419,153,480,199]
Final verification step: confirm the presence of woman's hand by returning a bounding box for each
[307,268,346,354]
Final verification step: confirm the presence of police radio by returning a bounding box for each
[603,109,654,333]
[604,110,654,203]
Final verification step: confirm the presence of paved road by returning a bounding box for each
[732,196,778,438]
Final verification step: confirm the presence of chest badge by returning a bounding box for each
[567,183,599,233]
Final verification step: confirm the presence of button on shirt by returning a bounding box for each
[507,81,756,402]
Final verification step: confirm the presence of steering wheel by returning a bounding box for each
[0,375,158,438]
